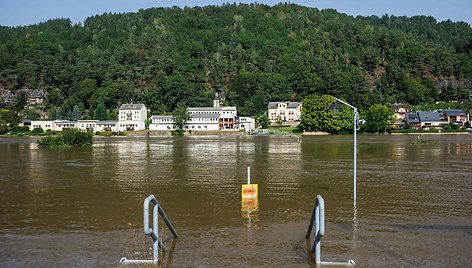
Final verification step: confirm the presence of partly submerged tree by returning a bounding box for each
[172,103,189,134]
[361,104,395,133]
[37,128,93,148]
[299,94,352,133]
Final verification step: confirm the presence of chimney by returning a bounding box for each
[213,92,219,107]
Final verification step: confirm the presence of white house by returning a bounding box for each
[267,101,302,125]
[29,120,77,132]
[184,113,220,131]
[78,120,98,132]
[149,115,176,131]
[187,106,237,130]
[236,116,256,133]
[28,103,145,133]
[77,120,118,132]
[219,107,237,129]
[149,113,220,131]
[30,119,118,133]
[117,103,147,131]
[96,121,118,132]
[30,120,55,131]
[150,99,238,131]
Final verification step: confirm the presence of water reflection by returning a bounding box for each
[0,135,471,267]
[241,197,259,227]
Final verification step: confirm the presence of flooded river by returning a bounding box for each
[1,134,471,267]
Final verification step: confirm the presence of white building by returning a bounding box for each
[149,113,220,131]
[184,114,220,131]
[30,120,55,131]
[149,115,176,131]
[78,120,98,132]
[237,116,256,133]
[28,103,145,133]
[96,121,118,132]
[219,107,237,129]
[30,120,77,132]
[117,103,147,131]
[30,119,118,132]
[187,106,237,130]
[55,120,78,131]
[267,101,302,125]
[77,120,118,132]
[150,101,238,131]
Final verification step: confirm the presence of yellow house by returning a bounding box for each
[267,101,302,125]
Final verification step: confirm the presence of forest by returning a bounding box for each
[1,3,471,120]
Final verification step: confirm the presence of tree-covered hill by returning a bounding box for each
[1,3,471,118]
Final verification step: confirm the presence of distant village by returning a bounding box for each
[1,88,471,134]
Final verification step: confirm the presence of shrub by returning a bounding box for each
[37,135,63,148]
[31,127,44,136]
[98,131,113,136]
[10,125,30,135]
[171,129,184,136]
[62,128,93,147]
[38,128,93,148]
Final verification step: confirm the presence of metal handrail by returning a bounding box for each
[306,195,355,267]
[120,194,178,265]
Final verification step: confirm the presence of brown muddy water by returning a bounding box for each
[1,135,472,267]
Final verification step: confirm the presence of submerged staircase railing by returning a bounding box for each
[306,195,355,267]
[120,195,178,265]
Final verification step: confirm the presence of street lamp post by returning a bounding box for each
[330,97,359,207]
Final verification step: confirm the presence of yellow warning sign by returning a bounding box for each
[242,184,258,199]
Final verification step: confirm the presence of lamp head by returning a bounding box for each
[330,102,339,115]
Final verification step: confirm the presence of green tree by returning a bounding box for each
[37,128,93,148]
[32,127,44,136]
[172,102,189,134]
[275,115,283,126]
[14,91,28,112]
[0,108,19,134]
[361,104,395,133]
[51,107,62,120]
[68,105,82,121]
[46,88,63,107]
[257,112,270,129]
[93,102,108,120]
[20,107,40,120]
[1,4,472,116]
[299,94,352,133]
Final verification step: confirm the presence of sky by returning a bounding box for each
[0,0,471,27]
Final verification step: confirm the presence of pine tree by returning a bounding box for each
[93,102,108,120]
[68,105,82,121]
